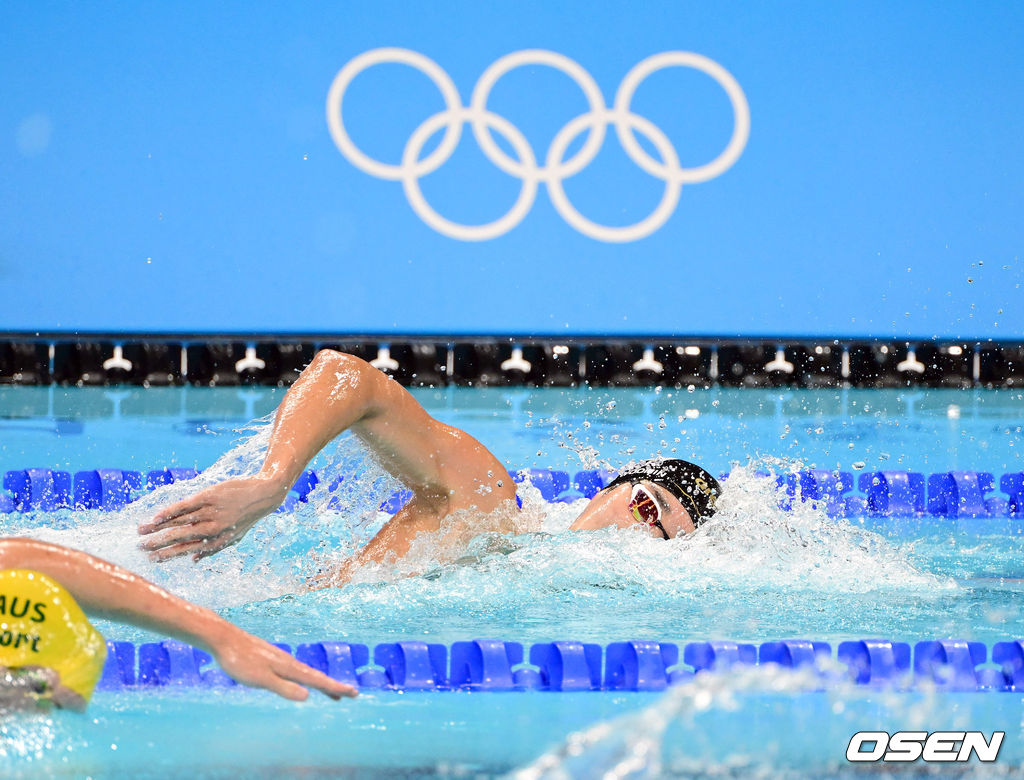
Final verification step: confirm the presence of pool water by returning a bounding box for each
[2,385,1021,477]
[1,385,1022,777]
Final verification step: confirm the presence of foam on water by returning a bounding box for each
[16,416,402,608]
[511,664,1022,779]
[0,711,56,762]
[322,455,950,593]
[11,415,952,623]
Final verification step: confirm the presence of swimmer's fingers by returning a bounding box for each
[146,540,206,562]
[139,496,209,534]
[193,541,230,562]
[273,656,358,701]
[217,641,357,702]
[214,648,308,701]
[266,677,309,702]
[191,534,240,562]
[138,516,223,552]
[147,530,238,562]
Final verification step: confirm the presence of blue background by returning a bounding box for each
[1,1,1021,338]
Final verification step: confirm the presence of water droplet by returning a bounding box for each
[852,461,866,470]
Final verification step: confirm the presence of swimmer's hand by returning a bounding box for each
[139,477,286,562]
[211,627,357,702]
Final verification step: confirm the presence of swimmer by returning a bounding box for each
[138,350,720,575]
[0,538,357,711]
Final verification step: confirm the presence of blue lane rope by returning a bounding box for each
[3,467,1023,518]
[96,638,1024,693]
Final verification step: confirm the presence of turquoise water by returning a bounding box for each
[2,386,1023,777]
[1,385,1021,476]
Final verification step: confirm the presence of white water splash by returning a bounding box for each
[12,416,403,609]
[511,664,957,780]
[10,434,949,617]
[0,710,62,764]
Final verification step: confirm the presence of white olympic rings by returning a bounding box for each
[326,48,750,243]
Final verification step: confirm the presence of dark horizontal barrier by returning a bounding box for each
[1,338,1021,388]
[3,467,1023,519]
[96,638,1024,693]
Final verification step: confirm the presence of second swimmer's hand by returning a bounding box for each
[138,477,286,562]
[211,627,358,702]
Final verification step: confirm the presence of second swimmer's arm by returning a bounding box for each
[140,350,515,561]
[0,538,356,701]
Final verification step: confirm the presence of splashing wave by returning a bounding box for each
[13,420,950,623]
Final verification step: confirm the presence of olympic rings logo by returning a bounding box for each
[326,48,749,243]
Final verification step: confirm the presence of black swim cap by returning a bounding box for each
[603,459,722,527]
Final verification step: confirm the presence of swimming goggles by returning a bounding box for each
[628,483,670,540]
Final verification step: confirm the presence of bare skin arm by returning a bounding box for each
[138,350,517,563]
[0,538,356,702]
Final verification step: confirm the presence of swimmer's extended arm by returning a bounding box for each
[139,350,515,562]
[0,538,356,702]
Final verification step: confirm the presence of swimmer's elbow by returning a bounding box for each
[310,347,345,366]
[310,348,369,376]
[309,349,381,396]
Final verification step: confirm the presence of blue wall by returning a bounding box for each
[2,1,1021,338]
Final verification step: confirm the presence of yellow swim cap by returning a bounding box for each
[0,569,106,704]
